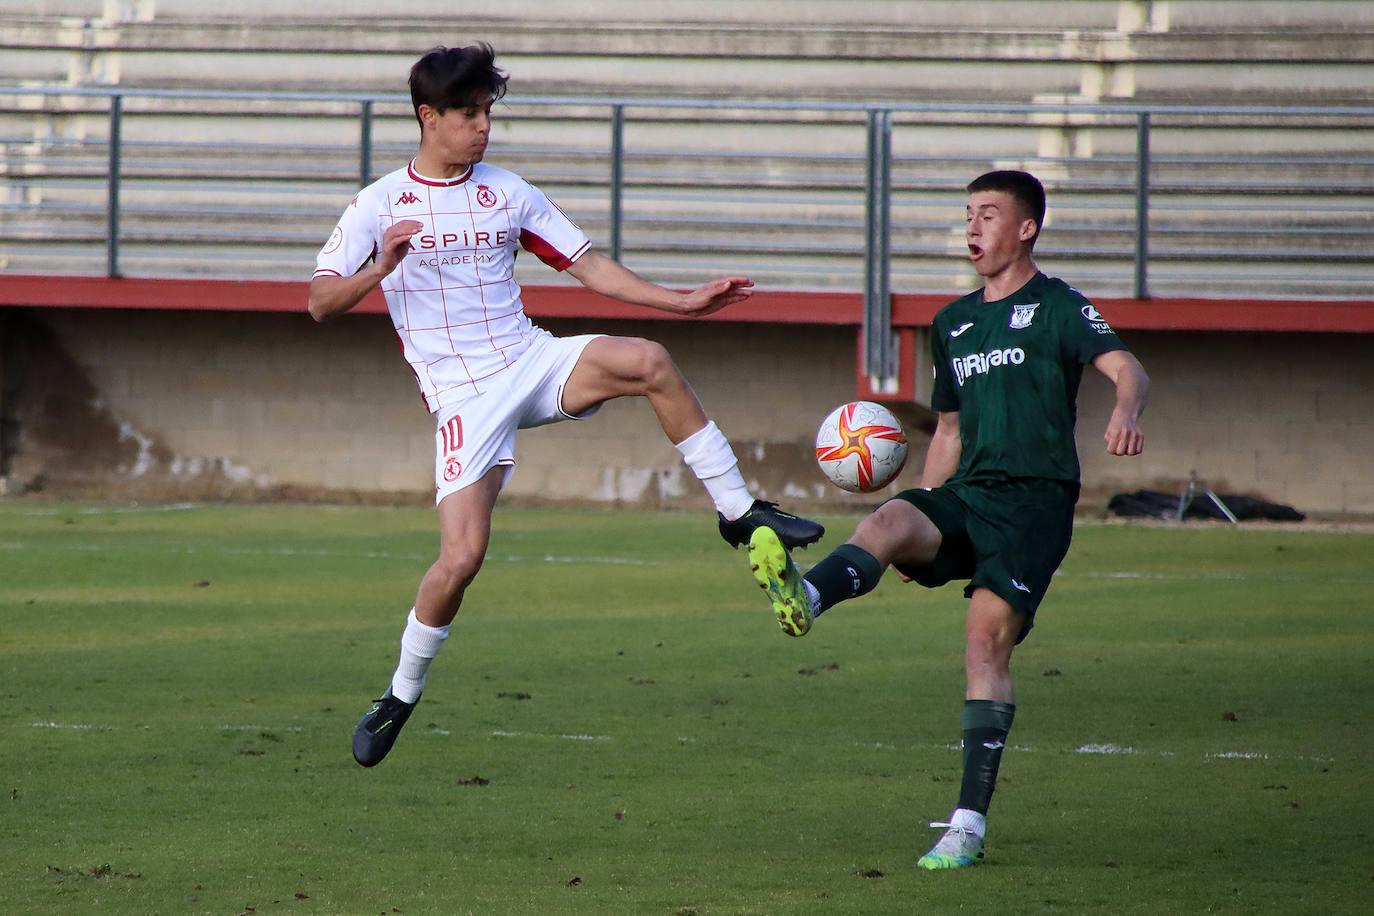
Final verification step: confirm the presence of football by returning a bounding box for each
[814,401,909,493]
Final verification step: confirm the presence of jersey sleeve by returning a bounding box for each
[928,311,961,413]
[1060,289,1129,364]
[515,180,592,271]
[313,191,379,279]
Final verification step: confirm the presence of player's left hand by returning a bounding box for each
[1104,411,1145,456]
[678,277,754,317]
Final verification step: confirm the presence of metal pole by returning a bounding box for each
[359,99,373,188]
[609,104,624,262]
[0,308,7,491]
[1134,110,1151,299]
[106,93,122,277]
[863,109,895,390]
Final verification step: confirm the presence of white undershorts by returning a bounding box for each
[432,331,603,503]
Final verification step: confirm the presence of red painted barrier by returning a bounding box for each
[2,274,1372,333]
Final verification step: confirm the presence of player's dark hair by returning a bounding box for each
[968,170,1046,246]
[409,43,508,129]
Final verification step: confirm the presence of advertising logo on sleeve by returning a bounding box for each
[1081,304,1116,335]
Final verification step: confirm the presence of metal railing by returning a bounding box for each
[2,85,1373,390]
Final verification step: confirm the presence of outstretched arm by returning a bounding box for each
[565,250,753,318]
[308,219,422,322]
[1092,349,1149,456]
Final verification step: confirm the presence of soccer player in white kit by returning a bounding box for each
[309,44,824,767]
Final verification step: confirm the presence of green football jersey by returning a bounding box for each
[929,271,1128,485]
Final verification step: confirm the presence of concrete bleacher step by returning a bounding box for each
[2,2,1372,301]
[2,5,1372,103]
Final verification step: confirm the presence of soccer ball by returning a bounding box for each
[814,401,909,493]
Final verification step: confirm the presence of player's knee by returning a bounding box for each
[965,625,1003,662]
[856,500,938,564]
[965,611,1019,669]
[431,549,484,595]
[626,338,678,390]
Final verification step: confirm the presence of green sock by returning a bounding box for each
[802,544,883,614]
[956,699,1016,815]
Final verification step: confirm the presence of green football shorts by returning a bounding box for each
[891,478,1079,643]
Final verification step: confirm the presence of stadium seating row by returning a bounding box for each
[1,1,1372,298]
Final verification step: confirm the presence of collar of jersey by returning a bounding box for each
[406,160,474,187]
[978,270,1046,306]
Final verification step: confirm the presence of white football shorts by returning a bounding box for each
[432,331,603,503]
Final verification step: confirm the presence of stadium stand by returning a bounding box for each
[2,0,1372,298]
[2,1,1372,512]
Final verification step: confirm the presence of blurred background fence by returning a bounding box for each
[3,85,1372,304]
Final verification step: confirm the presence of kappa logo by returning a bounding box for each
[396,191,422,206]
[474,185,498,208]
[950,321,974,338]
[1010,302,1040,330]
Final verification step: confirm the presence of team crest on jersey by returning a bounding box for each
[443,456,462,483]
[322,226,343,254]
[1010,302,1040,330]
[474,185,498,208]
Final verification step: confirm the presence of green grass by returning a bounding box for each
[2,503,1372,915]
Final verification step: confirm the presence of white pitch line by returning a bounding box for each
[0,542,430,560]
[23,722,1330,764]
[1065,570,1249,581]
[1061,568,1374,585]
[217,724,304,732]
[490,729,612,742]
[1076,743,1139,755]
[0,541,657,566]
[522,554,662,566]
[22,503,198,517]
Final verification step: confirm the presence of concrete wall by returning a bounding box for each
[19,306,1373,517]
[1087,329,1374,515]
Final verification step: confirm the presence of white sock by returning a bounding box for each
[674,421,754,520]
[390,608,450,703]
[950,807,987,839]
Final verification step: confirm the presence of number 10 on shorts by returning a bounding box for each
[440,415,463,483]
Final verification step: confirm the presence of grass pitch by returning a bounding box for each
[2,502,1371,915]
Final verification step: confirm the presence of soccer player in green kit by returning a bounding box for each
[747,170,1149,869]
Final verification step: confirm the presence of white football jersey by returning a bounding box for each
[314,160,592,413]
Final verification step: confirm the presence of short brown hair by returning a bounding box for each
[409,43,508,128]
[968,170,1046,246]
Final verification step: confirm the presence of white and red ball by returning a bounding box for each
[814,401,909,493]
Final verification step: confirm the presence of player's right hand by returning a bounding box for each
[379,219,424,272]
[678,276,754,317]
